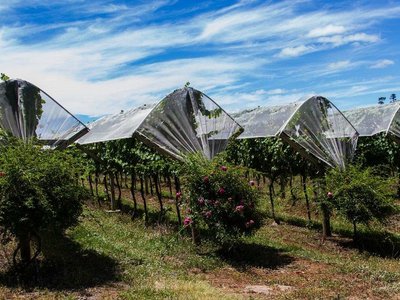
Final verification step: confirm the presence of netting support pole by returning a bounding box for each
[174,176,182,226]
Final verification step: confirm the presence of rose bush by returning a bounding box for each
[0,137,86,265]
[181,154,260,246]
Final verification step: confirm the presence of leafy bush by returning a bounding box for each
[353,134,400,176]
[181,154,260,246]
[0,138,85,264]
[326,165,395,238]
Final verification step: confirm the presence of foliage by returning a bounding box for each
[77,138,177,179]
[0,73,9,82]
[181,154,260,245]
[225,137,319,179]
[0,138,85,262]
[353,134,400,176]
[326,165,395,236]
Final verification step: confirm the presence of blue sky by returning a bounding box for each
[1,0,400,121]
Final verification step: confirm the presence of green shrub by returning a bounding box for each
[180,154,260,246]
[326,165,395,238]
[0,139,85,264]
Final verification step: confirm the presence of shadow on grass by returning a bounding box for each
[277,213,400,258]
[0,234,121,291]
[119,201,182,229]
[88,198,180,228]
[335,230,400,258]
[276,214,321,231]
[216,242,294,271]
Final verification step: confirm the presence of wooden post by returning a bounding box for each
[167,175,173,198]
[269,182,279,224]
[109,172,117,211]
[321,201,332,238]
[103,175,111,203]
[140,176,148,224]
[280,175,286,199]
[154,174,164,221]
[130,171,138,219]
[289,175,297,206]
[149,176,154,196]
[95,174,101,206]
[115,172,122,209]
[174,175,182,226]
[88,174,94,197]
[302,173,312,223]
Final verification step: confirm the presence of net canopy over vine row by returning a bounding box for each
[233,96,359,169]
[343,102,400,141]
[77,87,242,160]
[0,79,88,148]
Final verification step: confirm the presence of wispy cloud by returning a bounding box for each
[0,0,399,115]
[328,60,352,70]
[307,25,347,38]
[278,45,314,58]
[318,33,379,46]
[370,59,394,69]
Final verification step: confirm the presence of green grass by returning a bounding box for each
[1,184,400,299]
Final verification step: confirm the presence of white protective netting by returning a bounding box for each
[77,104,155,145]
[0,79,88,148]
[233,102,303,138]
[343,102,400,139]
[77,87,242,160]
[234,96,359,169]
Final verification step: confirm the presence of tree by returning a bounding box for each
[0,137,85,265]
[326,165,394,240]
[390,94,397,103]
[378,97,386,105]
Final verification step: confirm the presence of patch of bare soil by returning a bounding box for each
[205,256,391,299]
[0,283,128,300]
[204,222,399,299]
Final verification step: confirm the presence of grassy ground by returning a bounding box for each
[1,182,400,299]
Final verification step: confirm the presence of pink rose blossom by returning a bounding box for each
[235,205,245,213]
[218,187,225,195]
[327,192,333,199]
[249,180,255,186]
[176,191,182,198]
[245,219,255,228]
[203,176,209,183]
[220,166,227,171]
[183,217,192,227]
[204,211,212,218]
[198,197,205,205]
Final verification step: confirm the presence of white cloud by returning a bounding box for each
[277,45,313,58]
[266,88,286,95]
[216,89,307,110]
[318,33,379,46]
[370,59,394,69]
[1,53,259,116]
[1,0,399,116]
[307,25,346,38]
[328,60,351,70]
